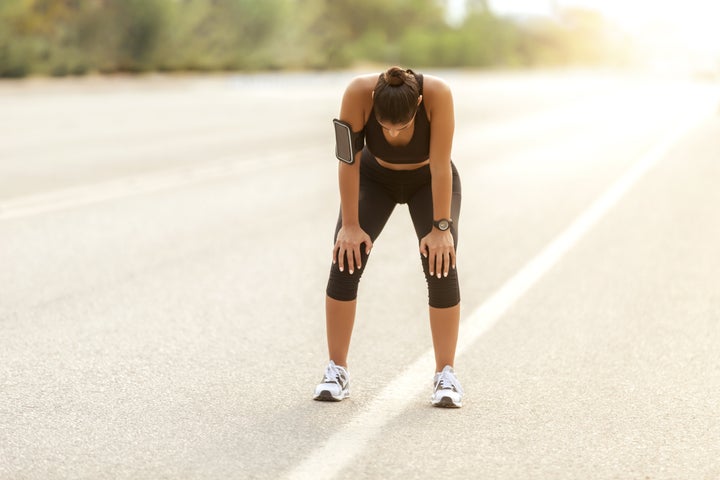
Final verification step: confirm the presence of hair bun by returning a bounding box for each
[384,66,407,87]
[373,67,420,123]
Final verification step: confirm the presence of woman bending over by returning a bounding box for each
[314,66,464,408]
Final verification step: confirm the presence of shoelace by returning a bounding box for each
[323,363,346,385]
[435,370,464,395]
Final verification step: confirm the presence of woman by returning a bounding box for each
[314,66,463,408]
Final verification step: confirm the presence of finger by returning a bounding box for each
[338,246,345,272]
[428,248,435,276]
[346,246,357,274]
[364,236,373,254]
[435,250,443,279]
[353,245,362,272]
[450,248,456,270]
[443,250,451,278]
[333,242,340,264]
[419,239,428,258]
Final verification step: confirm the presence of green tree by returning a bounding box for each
[301,0,445,68]
[0,0,86,77]
[0,0,631,77]
[154,0,290,71]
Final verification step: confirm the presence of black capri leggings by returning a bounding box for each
[326,148,461,308]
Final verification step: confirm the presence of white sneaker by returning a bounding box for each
[431,365,463,408]
[313,360,350,401]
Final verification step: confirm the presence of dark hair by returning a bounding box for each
[373,66,420,124]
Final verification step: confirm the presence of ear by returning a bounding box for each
[417,94,423,105]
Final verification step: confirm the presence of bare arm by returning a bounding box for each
[428,79,455,223]
[420,77,456,279]
[333,77,373,274]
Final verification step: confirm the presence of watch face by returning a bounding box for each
[438,219,449,230]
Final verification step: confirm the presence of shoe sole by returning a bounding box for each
[313,390,349,402]
[432,396,462,408]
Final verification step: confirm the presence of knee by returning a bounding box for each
[326,261,365,302]
[427,275,461,308]
[421,256,460,308]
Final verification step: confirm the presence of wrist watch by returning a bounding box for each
[433,218,453,231]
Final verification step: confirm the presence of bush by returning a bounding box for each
[0,36,40,78]
[0,0,627,76]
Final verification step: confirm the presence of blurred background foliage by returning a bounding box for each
[0,0,633,78]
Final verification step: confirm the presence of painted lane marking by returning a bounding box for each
[0,148,320,221]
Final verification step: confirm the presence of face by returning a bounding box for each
[377,109,417,138]
[372,93,423,138]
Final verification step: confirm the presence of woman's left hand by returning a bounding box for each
[419,229,456,279]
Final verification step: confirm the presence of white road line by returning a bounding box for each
[0,86,637,223]
[0,148,321,221]
[285,111,710,480]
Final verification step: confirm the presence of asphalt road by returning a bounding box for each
[1,70,719,480]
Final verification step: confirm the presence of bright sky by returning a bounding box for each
[448,0,720,57]
[564,0,719,56]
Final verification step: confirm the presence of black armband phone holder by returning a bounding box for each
[333,118,365,164]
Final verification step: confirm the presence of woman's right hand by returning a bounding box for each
[333,225,373,275]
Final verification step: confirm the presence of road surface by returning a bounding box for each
[1,70,719,479]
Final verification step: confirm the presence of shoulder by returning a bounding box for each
[421,74,453,104]
[338,74,377,130]
[342,73,378,100]
[421,75,453,122]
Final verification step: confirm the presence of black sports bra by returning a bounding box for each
[365,73,430,164]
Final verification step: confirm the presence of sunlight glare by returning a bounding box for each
[559,0,720,56]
